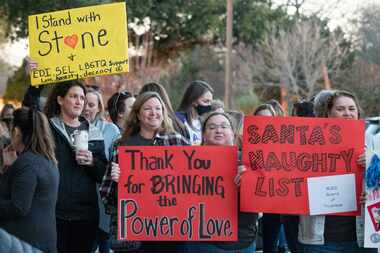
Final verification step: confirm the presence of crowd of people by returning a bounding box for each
[0,67,378,253]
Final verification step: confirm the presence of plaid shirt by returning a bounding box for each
[98,132,188,244]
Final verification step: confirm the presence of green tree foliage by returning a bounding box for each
[160,45,224,109]
[2,0,291,48]
[126,0,221,51]
[227,0,291,45]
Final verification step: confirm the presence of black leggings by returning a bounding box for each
[57,218,98,253]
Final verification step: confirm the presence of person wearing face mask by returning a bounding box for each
[176,80,214,145]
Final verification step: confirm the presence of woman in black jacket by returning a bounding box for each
[0,107,59,253]
[44,80,107,253]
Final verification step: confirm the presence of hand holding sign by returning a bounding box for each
[111,162,120,183]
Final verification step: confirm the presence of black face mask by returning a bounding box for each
[196,105,212,116]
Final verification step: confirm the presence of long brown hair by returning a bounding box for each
[118,92,174,143]
[44,80,86,118]
[177,80,214,123]
[13,107,57,165]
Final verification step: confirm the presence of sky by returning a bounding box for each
[274,0,370,31]
[0,0,375,68]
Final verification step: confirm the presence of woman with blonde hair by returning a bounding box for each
[83,88,120,253]
[100,92,188,253]
[139,82,188,139]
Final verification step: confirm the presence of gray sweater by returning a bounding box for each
[0,151,59,253]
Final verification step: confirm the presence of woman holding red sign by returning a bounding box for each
[298,90,376,253]
[181,111,258,253]
[99,92,188,253]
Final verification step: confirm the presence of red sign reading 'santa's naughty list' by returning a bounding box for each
[241,116,364,215]
[117,146,238,241]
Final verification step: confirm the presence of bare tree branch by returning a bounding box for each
[251,20,348,100]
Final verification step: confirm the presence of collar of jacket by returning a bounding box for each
[50,116,103,148]
[367,116,380,124]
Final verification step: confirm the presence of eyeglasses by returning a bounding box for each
[205,123,231,131]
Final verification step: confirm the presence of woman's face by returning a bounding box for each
[118,96,136,126]
[255,109,273,116]
[2,108,14,119]
[58,86,85,120]
[11,127,23,152]
[138,97,163,132]
[83,93,100,122]
[196,91,213,106]
[328,96,358,120]
[203,114,234,146]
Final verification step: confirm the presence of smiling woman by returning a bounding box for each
[298,90,376,253]
[100,91,188,253]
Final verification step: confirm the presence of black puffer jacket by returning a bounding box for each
[50,117,107,221]
[0,229,42,253]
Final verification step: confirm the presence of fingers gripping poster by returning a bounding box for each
[28,2,128,86]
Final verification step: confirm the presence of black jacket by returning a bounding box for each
[50,117,107,221]
[0,151,59,253]
[0,228,42,253]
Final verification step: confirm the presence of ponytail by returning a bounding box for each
[14,107,57,165]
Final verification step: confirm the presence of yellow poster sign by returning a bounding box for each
[28,2,128,86]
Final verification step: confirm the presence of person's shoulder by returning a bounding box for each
[18,151,54,167]
[103,121,120,135]
[157,132,189,146]
[175,111,187,123]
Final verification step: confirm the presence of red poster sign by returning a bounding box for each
[117,146,238,241]
[241,116,365,215]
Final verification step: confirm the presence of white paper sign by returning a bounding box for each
[307,174,357,215]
